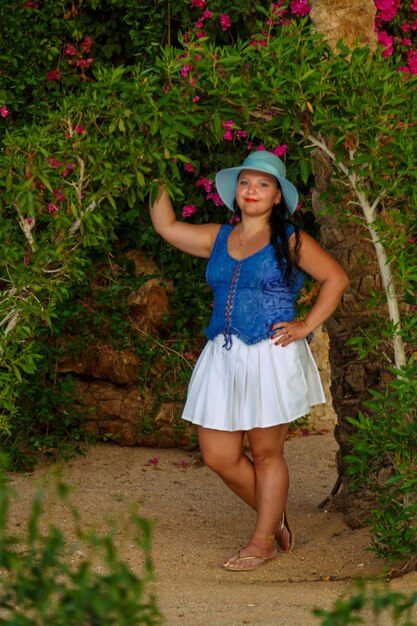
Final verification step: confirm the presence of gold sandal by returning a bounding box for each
[276,508,295,552]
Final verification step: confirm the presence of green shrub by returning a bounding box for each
[0,468,162,625]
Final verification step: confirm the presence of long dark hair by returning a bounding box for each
[268,195,301,285]
[233,193,301,285]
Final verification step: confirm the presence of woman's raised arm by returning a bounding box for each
[150,185,221,259]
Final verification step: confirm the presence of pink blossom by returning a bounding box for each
[23,1,39,8]
[182,204,198,218]
[74,125,86,135]
[184,162,194,172]
[180,64,193,78]
[47,203,59,215]
[64,44,77,56]
[196,176,213,193]
[399,38,412,47]
[246,141,253,150]
[62,163,76,177]
[81,37,93,53]
[255,143,266,151]
[202,10,213,19]
[223,129,234,141]
[47,68,62,82]
[76,58,93,69]
[220,14,231,31]
[26,217,33,224]
[375,0,400,22]
[408,236,416,243]
[401,23,411,33]
[196,31,207,39]
[0,106,10,118]
[237,130,247,140]
[207,192,224,207]
[406,49,417,74]
[289,0,311,17]
[191,0,205,7]
[54,189,65,201]
[377,31,394,57]
[145,456,159,466]
[48,158,62,169]
[271,144,288,157]
[248,35,268,47]
[221,120,236,131]
[192,95,200,102]
[412,0,417,9]
[229,213,241,225]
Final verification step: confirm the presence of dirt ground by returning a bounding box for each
[7,431,417,626]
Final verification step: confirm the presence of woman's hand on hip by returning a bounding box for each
[270,320,310,347]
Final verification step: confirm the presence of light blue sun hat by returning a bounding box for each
[215,151,298,215]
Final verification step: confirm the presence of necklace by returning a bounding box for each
[237,223,268,251]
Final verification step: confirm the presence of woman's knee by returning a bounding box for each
[198,430,242,474]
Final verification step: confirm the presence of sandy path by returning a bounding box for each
[7,433,417,626]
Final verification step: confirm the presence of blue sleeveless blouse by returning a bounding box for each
[205,224,305,348]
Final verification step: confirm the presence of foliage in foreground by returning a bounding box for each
[0,468,161,625]
[314,578,417,626]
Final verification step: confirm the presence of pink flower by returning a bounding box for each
[81,36,93,53]
[192,95,200,102]
[145,456,159,466]
[180,64,193,78]
[221,119,236,130]
[64,44,77,56]
[54,188,65,201]
[408,236,416,243]
[289,0,311,17]
[248,35,268,47]
[223,129,234,141]
[26,217,33,224]
[207,192,224,207]
[47,203,59,215]
[47,68,62,82]
[246,141,253,150]
[220,14,231,31]
[255,143,266,151]
[202,10,213,19]
[237,130,247,140]
[74,125,86,135]
[196,176,213,193]
[48,158,62,169]
[23,1,39,8]
[0,106,10,118]
[401,23,411,33]
[229,213,241,225]
[377,31,394,57]
[412,0,417,9]
[182,204,198,218]
[191,0,205,7]
[62,162,76,177]
[184,162,194,172]
[271,144,288,156]
[375,0,400,22]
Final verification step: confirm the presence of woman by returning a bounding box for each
[150,150,349,571]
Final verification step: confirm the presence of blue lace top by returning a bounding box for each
[205,224,305,348]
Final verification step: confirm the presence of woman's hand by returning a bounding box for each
[270,319,310,347]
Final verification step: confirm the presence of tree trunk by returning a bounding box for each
[309,0,381,522]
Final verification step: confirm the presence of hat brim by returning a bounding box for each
[215,166,298,215]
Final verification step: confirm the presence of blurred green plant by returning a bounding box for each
[314,578,417,626]
[0,462,162,625]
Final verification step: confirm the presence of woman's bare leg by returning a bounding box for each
[198,424,291,566]
[197,426,257,508]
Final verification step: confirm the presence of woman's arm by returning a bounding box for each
[272,230,349,346]
[150,185,221,259]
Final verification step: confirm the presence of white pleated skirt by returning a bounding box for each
[182,334,326,431]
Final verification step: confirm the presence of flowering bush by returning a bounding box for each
[0,0,416,565]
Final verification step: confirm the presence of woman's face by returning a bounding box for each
[235,169,281,218]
